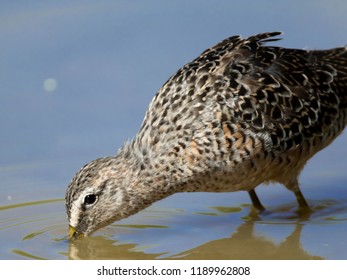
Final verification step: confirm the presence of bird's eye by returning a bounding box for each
[84,194,97,205]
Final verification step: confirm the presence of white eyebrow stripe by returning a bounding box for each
[69,202,80,228]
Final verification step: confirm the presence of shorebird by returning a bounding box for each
[66,32,347,238]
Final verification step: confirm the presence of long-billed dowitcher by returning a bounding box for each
[66,32,347,237]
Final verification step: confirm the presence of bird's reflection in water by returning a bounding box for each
[68,199,347,260]
[172,219,321,260]
[68,236,162,260]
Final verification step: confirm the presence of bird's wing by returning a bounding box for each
[138,32,346,155]
[195,32,347,152]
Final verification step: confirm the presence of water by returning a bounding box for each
[1,1,347,260]
[1,156,347,259]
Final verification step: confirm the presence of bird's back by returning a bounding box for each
[134,32,347,192]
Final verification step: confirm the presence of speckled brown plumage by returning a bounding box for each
[66,32,347,237]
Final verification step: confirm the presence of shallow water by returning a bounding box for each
[1,163,347,259]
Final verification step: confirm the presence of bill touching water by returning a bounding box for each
[1,178,347,260]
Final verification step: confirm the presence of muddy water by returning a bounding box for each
[1,156,347,259]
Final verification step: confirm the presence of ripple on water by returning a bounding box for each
[0,198,68,259]
[1,194,347,259]
[251,199,347,225]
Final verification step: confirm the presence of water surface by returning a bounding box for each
[1,160,347,259]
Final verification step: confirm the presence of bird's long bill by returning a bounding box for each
[68,225,84,239]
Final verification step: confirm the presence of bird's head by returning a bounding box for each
[65,156,138,238]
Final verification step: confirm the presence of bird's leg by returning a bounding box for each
[285,178,311,211]
[293,188,309,209]
[248,189,265,212]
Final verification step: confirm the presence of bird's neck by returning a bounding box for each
[116,140,188,208]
